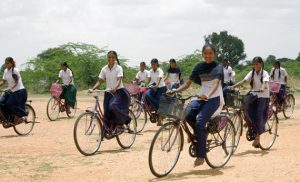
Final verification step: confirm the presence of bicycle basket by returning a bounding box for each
[225,91,239,107]
[50,83,62,98]
[269,81,281,93]
[157,95,190,120]
[125,83,140,96]
[207,114,228,134]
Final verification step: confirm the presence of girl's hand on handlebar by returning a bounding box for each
[88,89,94,93]
[199,94,208,100]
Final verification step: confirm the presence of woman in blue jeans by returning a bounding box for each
[174,44,224,167]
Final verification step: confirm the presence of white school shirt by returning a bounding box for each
[3,68,25,92]
[244,70,270,98]
[99,64,124,90]
[148,68,166,88]
[135,70,149,82]
[59,68,74,85]
[270,67,288,84]
[223,66,233,83]
[169,73,179,84]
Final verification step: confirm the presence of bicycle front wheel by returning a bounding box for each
[230,111,243,152]
[148,119,183,178]
[116,110,137,149]
[13,104,36,136]
[205,119,235,168]
[73,112,102,156]
[260,108,278,150]
[136,103,147,133]
[46,97,60,121]
[283,94,295,119]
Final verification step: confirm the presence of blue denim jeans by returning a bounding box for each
[185,97,220,158]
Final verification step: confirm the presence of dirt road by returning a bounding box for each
[0,95,299,182]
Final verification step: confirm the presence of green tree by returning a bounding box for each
[204,31,246,66]
[296,52,300,61]
[265,55,277,64]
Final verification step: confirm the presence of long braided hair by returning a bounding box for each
[271,61,281,80]
[250,56,264,89]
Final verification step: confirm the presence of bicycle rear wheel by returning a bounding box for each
[13,104,36,136]
[73,112,102,156]
[148,119,183,177]
[205,119,235,168]
[283,94,295,119]
[46,97,60,121]
[259,108,278,150]
[230,111,243,152]
[67,101,77,118]
[116,110,137,149]
[135,103,147,133]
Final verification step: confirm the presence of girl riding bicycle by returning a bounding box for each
[164,58,182,89]
[89,50,131,129]
[0,57,28,126]
[229,57,270,148]
[173,44,224,167]
[134,62,149,100]
[145,59,167,125]
[56,62,77,114]
[270,61,288,105]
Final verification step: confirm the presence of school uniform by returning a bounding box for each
[167,67,182,89]
[59,68,77,108]
[270,67,288,104]
[99,64,131,125]
[145,68,167,110]
[223,66,233,84]
[135,70,149,84]
[185,61,224,158]
[244,69,270,135]
[0,68,27,120]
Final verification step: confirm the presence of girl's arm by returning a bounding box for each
[56,77,61,83]
[69,77,73,85]
[231,79,247,89]
[90,79,103,92]
[0,80,7,88]
[175,73,179,83]
[111,77,122,93]
[175,80,192,92]
[164,73,169,82]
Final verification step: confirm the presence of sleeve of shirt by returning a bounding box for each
[283,69,288,77]
[2,70,7,80]
[228,67,233,74]
[189,64,200,81]
[117,66,123,77]
[135,72,140,79]
[58,70,62,78]
[69,70,73,77]
[147,71,151,78]
[158,68,164,78]
[244,71,252,81]
[263,71,270,82]
[99,68,106,80]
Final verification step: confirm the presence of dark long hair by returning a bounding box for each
[5,57,18,82]
[250,56,264,88]
[271,61,281,80]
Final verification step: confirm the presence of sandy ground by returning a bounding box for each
[0,94,299,182]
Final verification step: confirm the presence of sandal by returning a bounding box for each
[194,158,205,167]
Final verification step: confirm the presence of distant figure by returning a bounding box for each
[270,61,288,104]
[56,62,77,114]
[164,58,182,89]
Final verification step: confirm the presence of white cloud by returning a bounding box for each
[0,0,299,68]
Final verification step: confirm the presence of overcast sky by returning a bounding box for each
[0,0,299,67]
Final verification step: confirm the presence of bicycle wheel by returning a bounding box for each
[283,94,295,119]
[46,97,60,121]
[205,119,235,168]
[73,112,102,156]
[148,119,183,177]
[230,111,243,152]
[116,110,137,149]
[136,104,147,133]
[259,109,278,150]
[67,101,77,118]
[13,104,36,136]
